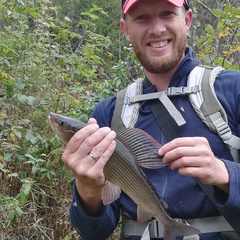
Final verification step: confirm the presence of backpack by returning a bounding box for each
[111,65,240,163]
[111,65,240,239]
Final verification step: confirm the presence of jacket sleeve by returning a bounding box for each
[213,160,240,207]
[70,184,120,240]
[213,70,240,211]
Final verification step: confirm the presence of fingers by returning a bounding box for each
[158,137,217,179]
[62,118,117,177]
[159,137,210,164]
[64,123,100,155]
[159,137,208,155]
[63,118,99,155]
[84,129,116,160]
[73,127,114,163]
[60,118,118,211]
[159,137,229,191]
[169,155,202,170]
[93,139,116,169]
[87,118,97,125]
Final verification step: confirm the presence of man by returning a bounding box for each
[62,0,240,239]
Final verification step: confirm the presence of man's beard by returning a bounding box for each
[132,35,186,74]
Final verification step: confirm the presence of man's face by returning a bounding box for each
[121,0,192,74]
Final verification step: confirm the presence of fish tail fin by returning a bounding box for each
[164,220,201,240]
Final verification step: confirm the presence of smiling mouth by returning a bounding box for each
[148,40,169,48]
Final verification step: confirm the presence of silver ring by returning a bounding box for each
[88,153,97,161]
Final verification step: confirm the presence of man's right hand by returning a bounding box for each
[61,118,116,216]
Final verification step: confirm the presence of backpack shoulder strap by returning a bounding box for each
[112,68,240,237]
[188,66,240,162]
[111,78,144,132]
[111,87,127,133]
[112,66,240,162]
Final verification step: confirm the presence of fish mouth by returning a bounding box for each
[49,113,57,127]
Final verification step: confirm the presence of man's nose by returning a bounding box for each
[148,18,166,35]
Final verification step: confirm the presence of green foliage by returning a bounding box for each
[0,0,239,239]
[0,0,118,238]
[193,3,240,69]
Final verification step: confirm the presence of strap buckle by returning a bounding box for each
[149,219,164,238]
[165,86,200,96]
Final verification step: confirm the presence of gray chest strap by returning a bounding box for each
[121,216,238,240]
[114,66,240,162]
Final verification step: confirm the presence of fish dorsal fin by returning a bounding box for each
[101,180,121,205]
[117,128,166,169]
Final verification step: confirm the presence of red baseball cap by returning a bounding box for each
[122,0,189,15]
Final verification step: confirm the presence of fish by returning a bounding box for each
[49,112,201,240]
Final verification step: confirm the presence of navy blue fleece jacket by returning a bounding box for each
[69,47,240,240]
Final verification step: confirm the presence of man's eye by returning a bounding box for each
[161,11,174,17]
[135,15,148,21]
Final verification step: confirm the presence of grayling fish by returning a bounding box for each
[49,112,200,240]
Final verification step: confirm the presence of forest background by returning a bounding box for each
[0,0,239,239]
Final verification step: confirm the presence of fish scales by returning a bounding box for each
[105,142,172,225]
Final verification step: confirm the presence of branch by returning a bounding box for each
[196,0,218,19]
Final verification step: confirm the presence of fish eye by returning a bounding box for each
[58,119,66,126]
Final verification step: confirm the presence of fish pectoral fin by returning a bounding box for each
[101,180,121,205]
[117,128,167,169]
[137,205,152,223]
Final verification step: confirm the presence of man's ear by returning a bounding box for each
[120,19,131,42]
[185,9,193,33]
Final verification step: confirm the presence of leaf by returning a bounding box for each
[205,24,215,35]
[224,3,231,13]
[15,207,24,218]
[213,9,224,17]
[13,128,22,138]
[17,94,27,104]
[32,165,38,175]
[23,183,32,196]
[64,16,72,23]
[14,78,25,90]
[25,96,36,106]
[25,154,36,160]
[25,130,39,144]
[4,153,12,161]
[8,210,15,221]
[16,6,29,14]
[17,94,36,106]
[8,172,18,177]
[215,57,224,66]
[18,119,30,125]
[40,172,47,180]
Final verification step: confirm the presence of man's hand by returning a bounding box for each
[159,137,229,193]
[62,118,116,216]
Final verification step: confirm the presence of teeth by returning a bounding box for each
[150,41,168,48]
